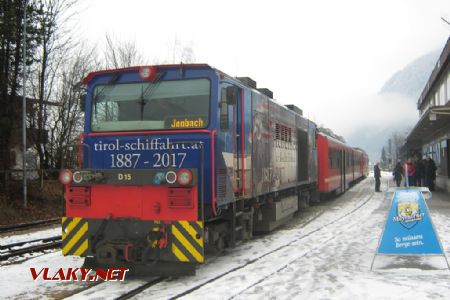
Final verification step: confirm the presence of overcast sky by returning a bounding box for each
[73,0,449,140]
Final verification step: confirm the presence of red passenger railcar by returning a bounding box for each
[317,132,368,195]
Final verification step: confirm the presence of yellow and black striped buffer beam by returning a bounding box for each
[171,221,204,263]
[61,217,89,257]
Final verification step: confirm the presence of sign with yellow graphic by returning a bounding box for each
[377,189,443,254]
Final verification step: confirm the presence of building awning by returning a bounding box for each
[406,105,450,144]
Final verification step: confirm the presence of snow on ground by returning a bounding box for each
[0,224,62,266]
[1,174,450,299]
[0,225,60,245]
[0,251,87,299]
[132,174,450,300]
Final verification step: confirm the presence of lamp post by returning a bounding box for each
[22,0,28,208]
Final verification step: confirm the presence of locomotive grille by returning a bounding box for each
[217,167,227,197]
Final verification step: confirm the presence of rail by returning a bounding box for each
[0,235,62,261]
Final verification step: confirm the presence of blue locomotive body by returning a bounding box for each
[60,64,322,275]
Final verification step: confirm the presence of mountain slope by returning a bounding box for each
[379,49,440,99]
[347,49,441,161]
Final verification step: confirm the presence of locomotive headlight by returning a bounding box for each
[177,169,192,186]
[165,171,177,184]
[139,66,157,80]
[72,171,84,183]
[59,169,73,185]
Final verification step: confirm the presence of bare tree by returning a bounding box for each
[151,37,196,65]
[168,37,196,64]
[381,130,407,169]
[28,0,76,169]
[390,131,407,162]
[104,34,146,69]
[47,45,97,169]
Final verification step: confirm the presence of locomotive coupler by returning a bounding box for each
[141,226,168,264]
[96,244,117,264]
[96,241,137,264]
[147,226,168,249]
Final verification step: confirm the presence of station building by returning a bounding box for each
[403,37,450,192]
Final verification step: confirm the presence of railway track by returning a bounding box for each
[0,218,60,234]
[87,180,376,300]
[165,187,376,299]
[0,235,61,261]
[24,179,376,300]
[115,277,167,300]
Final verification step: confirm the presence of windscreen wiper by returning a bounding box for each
[137,70,167,120]
[93,73,122,108]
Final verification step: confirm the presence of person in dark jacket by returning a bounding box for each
[392,161,403,187]
[424,156,437,191]
[414,156,425,187]
[374,162,381,192]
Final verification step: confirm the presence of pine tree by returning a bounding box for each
[0,0,40,192]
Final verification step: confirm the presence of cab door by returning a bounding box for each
[218,85,243,201]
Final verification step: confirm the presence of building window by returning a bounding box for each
[439,82,446,106]
[435,142,441,165]
[447,72,450,103]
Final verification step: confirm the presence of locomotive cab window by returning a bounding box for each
[91,79,210,131]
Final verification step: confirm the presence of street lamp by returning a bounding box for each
[22,0,28,208]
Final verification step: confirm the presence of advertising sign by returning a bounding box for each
[377,189,443,254]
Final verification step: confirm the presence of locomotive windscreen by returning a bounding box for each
[91,79,210,131]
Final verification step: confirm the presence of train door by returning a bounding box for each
[220,85,244,197]
[219,85,250,247]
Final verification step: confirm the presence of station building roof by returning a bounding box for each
[405,36,450,147]
[417,37,450,111]
[406,105,450,144]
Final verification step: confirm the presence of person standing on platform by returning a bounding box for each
[404,158,415,187]
[425,156,437,191]
[414,155,425,187]
[374,162,381,192]
[393,161,403,187]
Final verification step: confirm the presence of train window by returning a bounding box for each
[91,79,210,131]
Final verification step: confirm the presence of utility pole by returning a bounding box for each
[22,0,28,208]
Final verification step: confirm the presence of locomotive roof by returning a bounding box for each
[83,63,213,85]
[83,64,268,98]
[82,63,311,121]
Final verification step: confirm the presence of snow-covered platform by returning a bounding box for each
[2,176,450,299]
